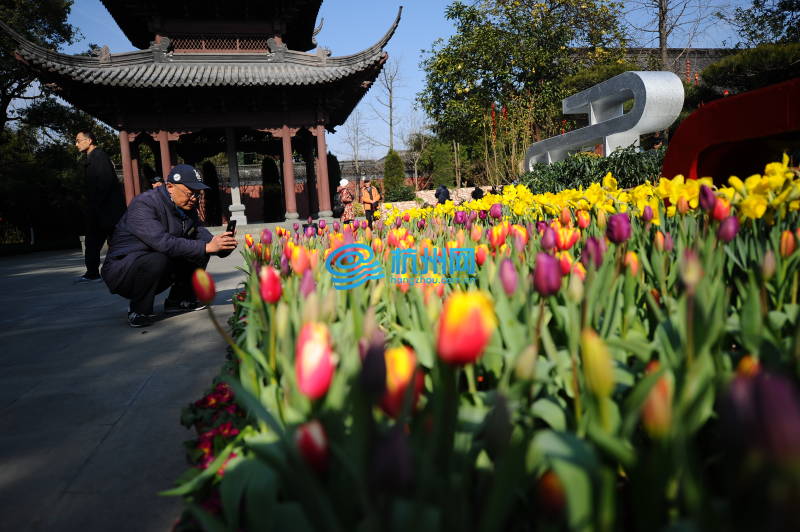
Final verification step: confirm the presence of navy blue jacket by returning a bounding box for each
[101,186,218,292]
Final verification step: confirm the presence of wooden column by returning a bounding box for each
[280,126,298,220]
[315,125,332,216]
[225,127,248,225]
[158,130,171,179]
[119,130,135,205]
[130,137,141,196]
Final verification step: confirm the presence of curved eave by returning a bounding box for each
[0,8,401,88]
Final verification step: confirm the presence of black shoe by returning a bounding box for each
[76,272,102,283]
[128,312,154,328]
[164,298,208,314]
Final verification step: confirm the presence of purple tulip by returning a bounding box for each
[541,227,556,251]
[536,221,547,233]
[394,217,403,228]
[580,236,605,270]
[280,254,290,276]
[300,269,316,298]
[307,216,313,224]
[319,219,327,230]
[699,185,717,212]
[718,216,740,243]
[361,219,369,230]
[293,222,300,232]
[663,232,674,252]
[374,220,383,232]
[490,203,503,219]
[454,211,467,225]
[465,220,473,231]
[468,211,478,222]
[305,225,315,238]
[642,205,654,222]
[479,210,488,220]
[417,219,426,230]
[333,221,341,232]
[261,228,273,245]
[499,258,518,296]
[606,213,632,244]
[533,252,562,296]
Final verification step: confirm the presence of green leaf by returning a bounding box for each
[186,503,228,532]
[273,503,315,532]
[402,330,435,368]
[532,398,567,431]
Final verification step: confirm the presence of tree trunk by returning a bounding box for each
[659,0,669,70]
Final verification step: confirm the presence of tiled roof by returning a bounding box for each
[0,8,400,89]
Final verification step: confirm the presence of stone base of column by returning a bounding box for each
[284,211,299,220]
[317,210,333,218]
[229,204,248,225]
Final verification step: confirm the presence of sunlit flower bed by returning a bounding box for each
[167,157,800,532]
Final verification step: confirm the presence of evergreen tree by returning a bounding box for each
[383,150,414,201]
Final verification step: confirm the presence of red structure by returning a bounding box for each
[663,77,800,182]
[1,1,401,223]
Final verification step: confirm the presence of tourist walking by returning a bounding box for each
[360,177,381,229]
[101,164,237,327]
[74,130,126,282]
[337,179,354,225]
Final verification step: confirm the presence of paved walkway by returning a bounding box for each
[0,248,246,531]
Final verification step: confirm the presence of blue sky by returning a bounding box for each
[63,0,742,160]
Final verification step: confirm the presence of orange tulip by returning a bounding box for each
[470,224,483,243]
[437,291,497,365]
[291,246,311,276]
[641,361,673,439]
[555,227,580,251]
[381,346,425,418]
[780,230,796,258]
[624,251,640,276]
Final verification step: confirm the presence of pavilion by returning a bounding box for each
[0,1,401,223]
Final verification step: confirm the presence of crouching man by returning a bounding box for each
[101,164,237,327]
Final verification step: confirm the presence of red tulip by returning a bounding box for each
[559,206,572,227]
[475,244,489,266]
[295,420,329,473]
[437,291,497,365]
[576,210,591,229]
[295,323,335,400]
[244,233,254,248]
[712,197,731,221]
[381,346,425,418]
[259,266,282,304]
[192,269,216,304]
[642,361,673,439]
[537,470,566,516]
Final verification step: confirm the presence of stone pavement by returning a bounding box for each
[0,248,246,531]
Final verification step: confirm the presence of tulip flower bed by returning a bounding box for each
[168,157,800,532]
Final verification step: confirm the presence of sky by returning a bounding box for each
[62,0,744,160]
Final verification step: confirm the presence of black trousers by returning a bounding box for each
[365,208,376,229]
[84,222,116,276]
[114,252,209,314]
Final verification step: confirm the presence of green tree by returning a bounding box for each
[721,0,799,48]
[423,140,455,189]
[0,0,78,129]
[383,149,413,201]
[418,0,627,147]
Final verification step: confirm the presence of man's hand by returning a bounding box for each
[206,232,238,254]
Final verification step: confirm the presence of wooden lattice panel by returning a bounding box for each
[173,37,269,53]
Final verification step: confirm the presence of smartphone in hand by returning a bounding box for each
[226,220,237,236]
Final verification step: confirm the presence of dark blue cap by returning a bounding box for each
[166,164,210,190]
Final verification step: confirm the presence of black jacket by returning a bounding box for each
[435,185,451,204]
[101,187,225,292]
[85,147,126,228]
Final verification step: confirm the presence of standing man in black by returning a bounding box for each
[75,131,126,282]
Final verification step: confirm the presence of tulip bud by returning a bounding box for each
[680,249,703,295]
[319,219,327,230]
[300,269,316,298]
[470,224,483,242]
[717,216,740,243]
[295,420,329,473]
[677,196,689,214]
[293,222,300,232]
[624,251,640,276]
[580,328,614,397]
[641,361,673,439]
[437,291,497,365]
[780,230,797,258]
[244,233,254,248]
[737,355,760,377]
[291,246,311,276]
[654,231,666,252]
[490,203,503,219]
[275,301,289,337]
[261,228,273,245]
[454,211,467,225]
[381,346,425,418]
[295,323,335,400]
[259,266,282,304]
[580,236,605,270]
[699,185,717,212]
[567,273,584,303]
[417,219,426,231]
[712,197,731,221]
[479,210,488,220]
[333,221,341,232]
[576,210,591,229]
[475,244,489,266]
[606,213,632,244]
[191,269,216,304]
[537,471,566,517]
[305,225,315,238]
[642,205,654,222]
[533,252,563,296]
[514,345,538,380]
[499,258,518,296]
[280,254,290,276]
[595,209,607,229]
[541,227,556,251]
[559,206,571,227]
[663,232,674,252]
[762,249,776,281]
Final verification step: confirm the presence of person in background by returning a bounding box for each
[471,185,485,200]
[360,177,381,229]
[101,164,237,327]
[74,130,127,283]
[337,179,355,225]
[435,184,451,205]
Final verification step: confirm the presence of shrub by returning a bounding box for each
[383,150,415,201]
[701,43,800,93]
[520,145,666,193]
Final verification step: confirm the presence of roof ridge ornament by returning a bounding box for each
[267,37,288,61]
[149,36,172,62]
